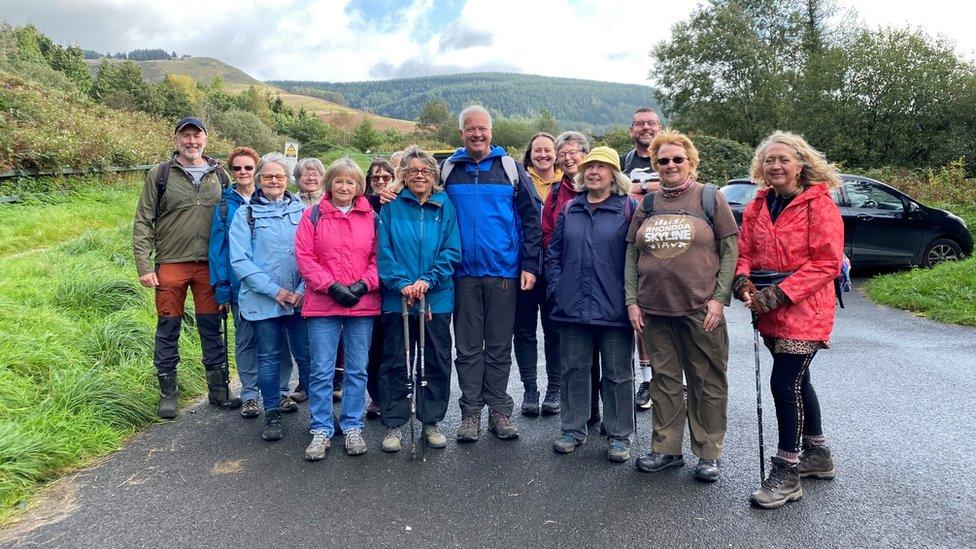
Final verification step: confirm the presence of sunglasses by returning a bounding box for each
[369,174,393,182]
[656,156,687,166]
[230,165,255,172]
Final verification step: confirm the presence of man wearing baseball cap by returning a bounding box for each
[133,117,239,418]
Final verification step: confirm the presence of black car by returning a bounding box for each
[720,175,973,268]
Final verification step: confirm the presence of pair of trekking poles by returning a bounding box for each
[402,295,429,462]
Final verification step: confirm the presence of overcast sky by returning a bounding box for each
[2,0,974,86]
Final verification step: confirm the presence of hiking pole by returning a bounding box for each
[221,309,241,409]
[416,295,428,462]
[402,296,416,460]
[752,312,766,481]
[635,330,652,449]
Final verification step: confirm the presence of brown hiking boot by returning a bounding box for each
[751,457,803,509]
[488,411,519,440]
[798,442,836,479]
[456,414,481,443]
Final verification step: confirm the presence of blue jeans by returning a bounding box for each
[230,304,294,402]
[252,313,311,412]
[307,316,374,436]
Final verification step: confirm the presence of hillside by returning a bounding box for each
[272,72,660,132]
[85,57,415,133]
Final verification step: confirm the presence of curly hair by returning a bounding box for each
[750,131,841,189]
[390,145,442,195]
[649,130,700,180]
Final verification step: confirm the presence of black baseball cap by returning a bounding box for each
[174,117,207,133]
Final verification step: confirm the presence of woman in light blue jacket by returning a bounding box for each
[230,154,310,443]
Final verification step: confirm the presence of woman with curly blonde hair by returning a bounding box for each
[733,131,844,509]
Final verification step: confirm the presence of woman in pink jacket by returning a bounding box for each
[733,131,844,509]
[295,157,381,460]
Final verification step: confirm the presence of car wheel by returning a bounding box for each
[922,238,962,267]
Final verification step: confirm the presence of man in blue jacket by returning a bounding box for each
[444,105,543,442]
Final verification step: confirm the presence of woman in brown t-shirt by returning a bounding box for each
[625,130,739,482]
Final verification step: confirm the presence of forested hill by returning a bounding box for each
[271,72,658,132]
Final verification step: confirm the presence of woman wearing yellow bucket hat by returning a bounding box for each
[545,146,639,462]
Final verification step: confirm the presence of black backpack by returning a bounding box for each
[639,183,718,227]
[154,157,230,222]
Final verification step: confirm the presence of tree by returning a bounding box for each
[90,60,160,113]
[350,118,382,152]
[533,107,560,135]
[213,110,281,153]
[417,98,457,144]
[156,74,203,119]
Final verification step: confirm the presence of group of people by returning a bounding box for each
[133,106,845,509]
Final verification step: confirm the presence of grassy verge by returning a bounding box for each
[0,177,207,522]
[863,257,976,326]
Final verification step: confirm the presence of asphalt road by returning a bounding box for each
[3,286,975,548]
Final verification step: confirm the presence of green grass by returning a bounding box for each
[863,257,976,326]
[0,177,208,522]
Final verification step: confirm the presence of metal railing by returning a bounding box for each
[0,164,157,203]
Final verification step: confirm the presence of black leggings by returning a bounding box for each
[770,352,823,454]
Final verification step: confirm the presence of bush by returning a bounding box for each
[691,134,754,186]
[212,109,281,154]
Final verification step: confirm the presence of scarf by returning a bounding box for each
[299,188,325,207]
[660,175,695,199]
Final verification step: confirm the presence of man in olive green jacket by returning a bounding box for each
[133,117,240,418]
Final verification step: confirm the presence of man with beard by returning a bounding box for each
[133,117,240,419]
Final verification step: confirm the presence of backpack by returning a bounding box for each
[640,183,718,227]
[440,155,519,188]
[560,194,636,223]
[835,253,852,308]
[154,158,230,222]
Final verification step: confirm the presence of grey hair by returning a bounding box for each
[573,164,632,196]
[458,105,492,130]
[554,131,590,155]
[390,145,443,194]
[255,152,294,186]
[293,157,325,180]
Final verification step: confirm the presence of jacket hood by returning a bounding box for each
[447,144,506,164]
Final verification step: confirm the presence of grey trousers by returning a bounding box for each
[454,277,517,417]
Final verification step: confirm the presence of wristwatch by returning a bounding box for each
[640,181,650,193]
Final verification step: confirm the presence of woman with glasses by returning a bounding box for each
[209,147,259,419]
[295,157,381,459]
[375,146,461,453]
[362,158,397,419]
[514,133,562,417]
[229,154,311,443]
[626,130,739,481]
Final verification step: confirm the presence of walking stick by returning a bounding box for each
[220,309,241,409]
[401,296,415,460]
[634,330,651,448]
[416,295,428,462]
[752,312,766,481]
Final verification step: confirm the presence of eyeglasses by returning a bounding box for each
[556,149,582,160]
[370,174,393,182]
[655,156,687,166]
[632,120,661,128]
[230,165,255,172]
[260,174,287,182]
[406,168,434,177]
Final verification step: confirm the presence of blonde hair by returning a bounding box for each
[573,162,632,197]
[750,131,841,189]
[390,145,442,195]
[649,129,700,180]
[323,157,367,196]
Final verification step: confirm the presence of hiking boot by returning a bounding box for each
[635,451,684,473]
[262,409,282,441]
[607,439,632,463]
[521,387,541,417]
[488,411,519,440]
[290,382,308,403]
[423,424,448,449]
[751,457,803,509]
[798,442,835,479]
[344,429,367,456]
[156,372,179,419]
[635,381,652,410]
[205,365,242,409]
[240,398,260,419]
[381,427,403,453]
[456,415,481,443]
[552,432,585,454]
[304,432,330,461]
[333,370,344,401]
[365,398,381,419]
[280,396,299,413]
[694,458,722,482]
[541,388,561,415]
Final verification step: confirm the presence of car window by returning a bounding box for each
[830,187,844,206]
[719,183,757,205]
[844,181,903,213]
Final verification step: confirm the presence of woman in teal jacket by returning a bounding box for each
[376,146,461,453]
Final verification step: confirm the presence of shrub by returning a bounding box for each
[691,134,754,186]
[212,109,281,154]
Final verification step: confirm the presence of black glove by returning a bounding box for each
[328,283,360,307]
[348,280,368,298]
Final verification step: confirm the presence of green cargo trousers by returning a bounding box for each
[641,309,729,460]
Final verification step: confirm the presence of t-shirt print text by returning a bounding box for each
[642,215,695,259]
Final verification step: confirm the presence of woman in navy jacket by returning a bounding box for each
[545,146,637,462]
